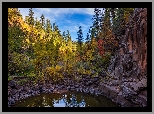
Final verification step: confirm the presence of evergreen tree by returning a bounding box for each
[113,8,125,36]
[40,14,45,29]
[76,26,84,56]
[53,23,56,31]
[62,31,66,39]
[91,8,101,41]
[85,32,90,43]
[66,30,71,41]
[45,19,52,38]
[55,26,61,35]
[101,8,111,39]
[110,8,134,37]
[77,26,83,47]
[28,8,34,26]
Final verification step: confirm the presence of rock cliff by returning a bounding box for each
[107,8,147,107]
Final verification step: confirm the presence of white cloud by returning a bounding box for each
[84,8,95,15]
[18,8,56,23]
[35,8,51,13]
[59,20,91,33]
[34,8,94,18]
[55,8,95,16]
[60,25,78,33]
[79,23,91,32]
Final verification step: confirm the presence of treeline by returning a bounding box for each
[8,8,134,84]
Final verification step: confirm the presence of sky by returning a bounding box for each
[18,8,96,42]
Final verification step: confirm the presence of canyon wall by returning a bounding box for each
[107,8,147,107]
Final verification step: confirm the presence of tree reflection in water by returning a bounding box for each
[12,91,119,107]
[62,94,86,107]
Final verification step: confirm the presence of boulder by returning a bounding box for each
[39,86,43,92]
[110,80,120,86]
[23,86,29,92]
[108,86,120,99]
[79,87,83,92]
[129,78,147,92]
[11,89,18,95]
[85,81,92,86]
[97,69,107,77]
[9,80,16,89]
[123,70,133,77]
[67,86,71,91]
[136,94,147,107]
[10,98,15,105]
[140,90,147,97]
[116,91,133,107]
[70,86,75,91]
[74,85,79,88]
[89,88,95,94]
[94,88,101,95]
[75,88,79,92]
[122,86,137,98]
[101,85,110,97]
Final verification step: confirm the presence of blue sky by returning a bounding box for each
[18,8,96,42]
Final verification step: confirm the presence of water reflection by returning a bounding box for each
[52,94,86,107]
[12,91,119,107]
[67,94,85,107]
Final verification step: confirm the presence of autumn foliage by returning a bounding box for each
[97,39,104,56]
[8,8,134,84]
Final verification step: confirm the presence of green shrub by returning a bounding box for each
[8,76,13,81]
[8,52,34,76]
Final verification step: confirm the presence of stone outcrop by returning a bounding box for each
[106,8,147,107]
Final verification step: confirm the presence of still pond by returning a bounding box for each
[11,91,119,107]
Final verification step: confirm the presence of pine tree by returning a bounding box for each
[77,26,83,47]
[53,23,56,31]
[114,8,125,36]
[55,26,61,35]
[66,30,71,41]
[40,14,45,29]
[91,8,101,41]
[62,31,66,40]
[110,8,134,37]
[101,8,111,39]
[28,8,34,26]
[85,32,90,43]
[76,26,84,56]
[45,19,52,38]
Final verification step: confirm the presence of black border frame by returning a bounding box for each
[2,2,152,112]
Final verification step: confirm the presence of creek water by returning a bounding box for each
[11,91,119,107]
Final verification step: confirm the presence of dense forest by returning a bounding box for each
[8,8,134,84]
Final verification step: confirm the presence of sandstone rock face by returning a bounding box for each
[107,8,147,107]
